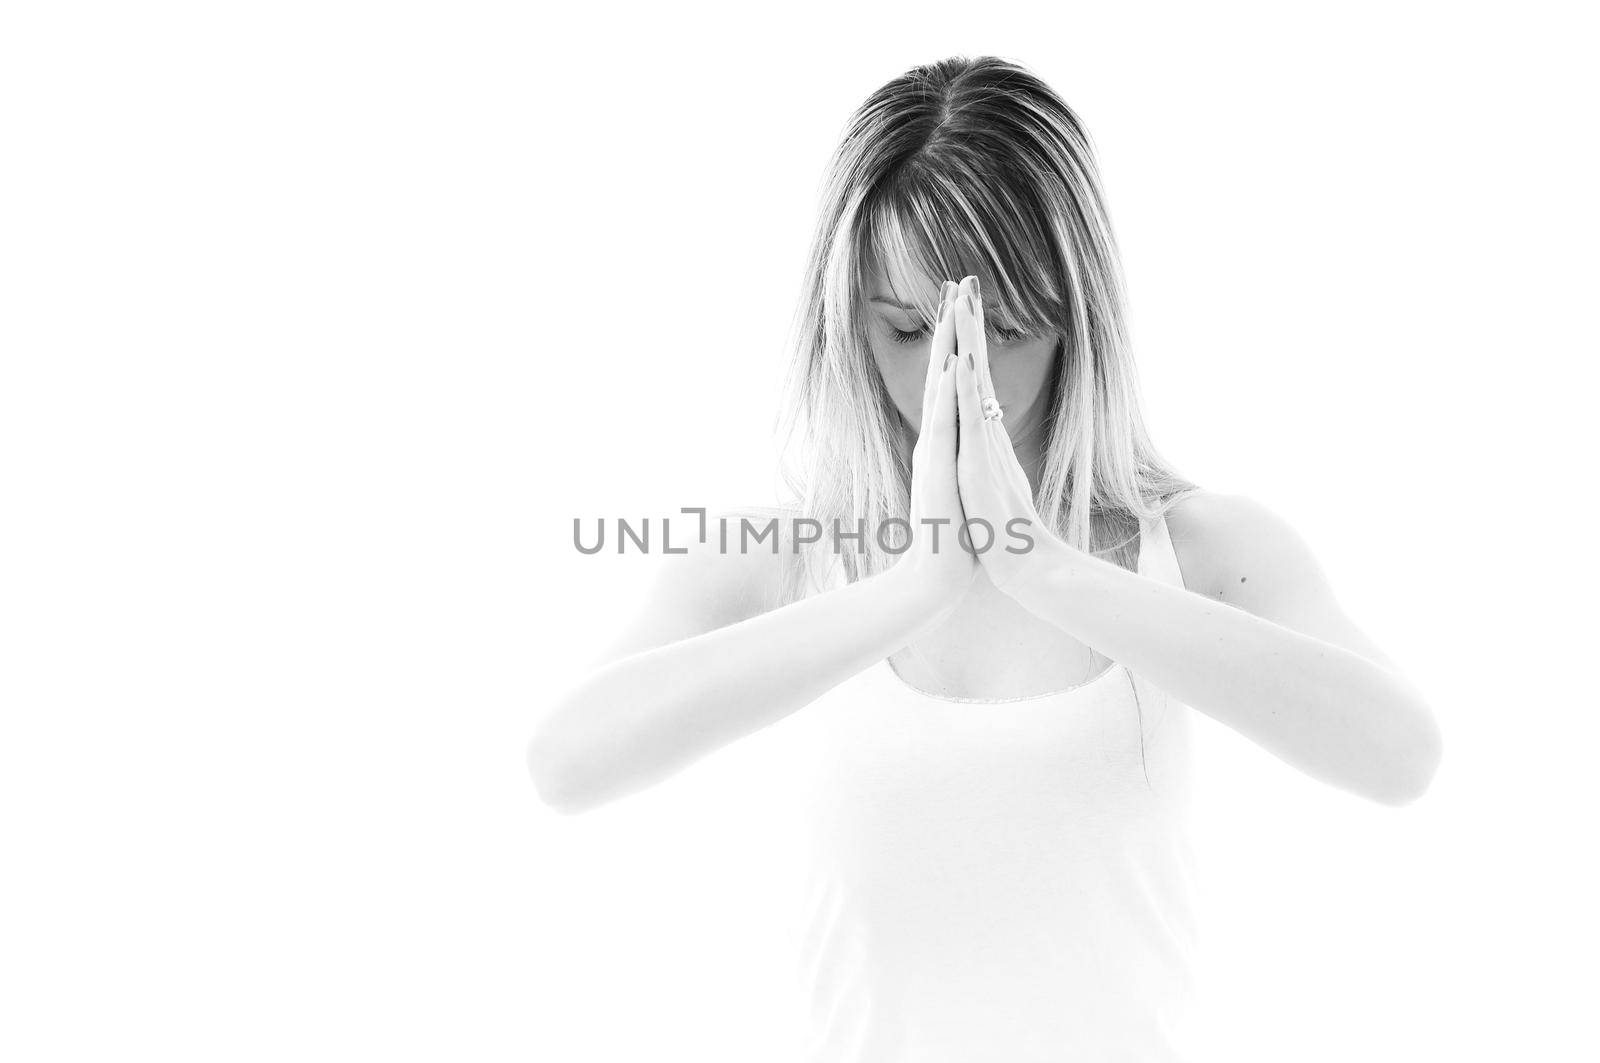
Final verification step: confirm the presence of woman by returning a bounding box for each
[530,55,1442,1062]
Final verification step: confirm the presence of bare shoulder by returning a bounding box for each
[683,504,809,608]
[594,503,808,665]
[1162,489,1330,606]
[1163,488,1403,670]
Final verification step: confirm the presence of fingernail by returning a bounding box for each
[943,353,956,372]
[971,276,981,297]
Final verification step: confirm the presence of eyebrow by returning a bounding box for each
[870,293,1014,325]
[869,296,925,312]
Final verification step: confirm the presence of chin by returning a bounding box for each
[998,396,1038,425]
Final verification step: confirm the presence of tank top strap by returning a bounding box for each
[1126,507,1190,745]
[1137,508,1185,589]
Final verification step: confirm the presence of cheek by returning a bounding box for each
[870,344,930,423]
[991,339,1059,407]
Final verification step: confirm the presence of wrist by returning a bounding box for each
[992,527,1078,603]
[879,554,968,621]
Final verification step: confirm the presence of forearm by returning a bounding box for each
[529,564,951,813]
[1013,540,1442,804]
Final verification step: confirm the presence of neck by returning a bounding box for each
[1007,411,1050,495]
[901,410,1051,493]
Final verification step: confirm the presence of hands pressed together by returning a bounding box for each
[902,275,1062,606]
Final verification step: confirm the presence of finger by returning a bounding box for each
[928,279,959,398]
[915,313,943,439]
[952,286,986,439]
[916,282,960,436]
[955,334,983,439]
[951,281,989,371]
[969,285,1000,410]
[926,346,959,462]
[987,419,1034,501]
[953,280,1000,417]
[974,389,1031,492]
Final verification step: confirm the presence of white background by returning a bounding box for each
[3,2,1596,1060]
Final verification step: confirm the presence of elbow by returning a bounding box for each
[527,751,594,816]
[526,719,609,816]
[1367,711,1444,808]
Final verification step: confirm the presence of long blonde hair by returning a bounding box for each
[777,55,1200,602]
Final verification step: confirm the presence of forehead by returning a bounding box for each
[863,251,943,313]
[861,252,1023,327]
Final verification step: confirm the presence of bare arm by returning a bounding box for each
[1012,492,1444,806]
[944,282,1441,806]
[529,287,975,814]
[528,547,955,814]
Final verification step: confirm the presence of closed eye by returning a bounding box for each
[889,325,1028,345]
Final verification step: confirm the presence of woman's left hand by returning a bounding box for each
[950,276,1060,596]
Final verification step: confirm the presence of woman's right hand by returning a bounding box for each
[898,281,978,609]
[529,281,977,814]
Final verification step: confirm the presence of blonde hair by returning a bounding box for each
[776,55,1200,603]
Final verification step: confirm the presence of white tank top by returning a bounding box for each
[786,513,1200,1062]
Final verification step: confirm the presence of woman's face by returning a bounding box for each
[863,260,1060,444]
